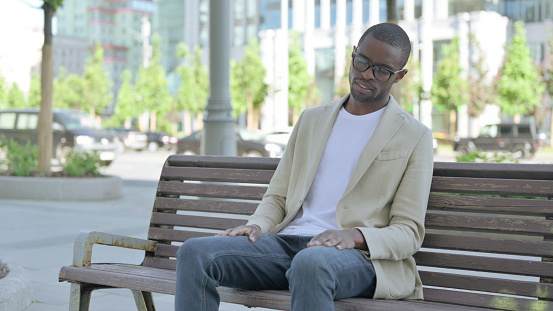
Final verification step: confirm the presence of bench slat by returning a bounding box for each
[142,256,177,270]
[161,166,274,184]
[423,287,551,311]
[433,162,553,180]
[414,251,553,278]
[425,213,553,236]
[151,213,247,230]
[431,176,553,197]
[428,194,553,217]
[154,197,258,215]
[157,181,267,200]
[166,155,280,170]
[420,270,553,299]
[423,233,553,258]
[148,227,211,244]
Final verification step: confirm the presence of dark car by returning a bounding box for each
[0,108,118,165]
[453,123,540,159]
[105,127,148,152]
[175,127,286,157]
[145,131,177,152]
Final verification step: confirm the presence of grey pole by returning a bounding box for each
[202,0,236,156]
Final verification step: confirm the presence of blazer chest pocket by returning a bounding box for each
[376,149,409,161]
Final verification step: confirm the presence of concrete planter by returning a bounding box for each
[0,262,32,311]
[0,175,122,201]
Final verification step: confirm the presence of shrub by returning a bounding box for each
[0,139,39,176]
[61,150,105,177]
[456,149,518,163]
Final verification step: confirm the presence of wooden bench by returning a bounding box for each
[59,155,553,311]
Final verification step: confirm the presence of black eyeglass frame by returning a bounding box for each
[351,53,406,82]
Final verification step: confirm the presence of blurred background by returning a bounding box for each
[1,0,552,161]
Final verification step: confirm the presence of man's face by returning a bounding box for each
[349,35,406,105]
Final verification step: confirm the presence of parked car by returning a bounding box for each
[145,131,177,152]
[0,108,118,165]
[175,127,286,157]
[105,127,148,152]
[453,123,540,159]
[264,127,294,146]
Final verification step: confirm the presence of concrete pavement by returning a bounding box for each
[0,151,273,311]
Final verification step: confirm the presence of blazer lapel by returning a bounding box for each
[341,96,406,198]
[302,95,347,195]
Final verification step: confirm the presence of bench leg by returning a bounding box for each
[69,283,94,311]
[132,290,156,311]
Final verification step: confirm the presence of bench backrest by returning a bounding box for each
[147,155,553,311]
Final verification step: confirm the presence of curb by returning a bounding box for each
[0,262,32,311]
[0,175,122,201]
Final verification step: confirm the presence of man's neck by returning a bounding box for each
[344,95,390,116]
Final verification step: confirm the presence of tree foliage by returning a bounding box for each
[496,21,545,116]
[53,68,84,110]
[174,43,208,116]
[288,32,319,117]
[431,36,468,112]
[399,56,422,114]
[467,34,496,118]
[82,44,112,117]
[112,69,138,123]
[334,46,353,99]
[135,35,172,124]
[230,38,268,128]
[540,30,553,103]
[6,83,25,108]
[28,72,41,108]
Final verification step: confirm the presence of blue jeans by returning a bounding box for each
[175,234,376,311]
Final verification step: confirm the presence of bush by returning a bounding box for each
[0,139,39,176]
[456,149,518,163]
[0,137,105,177]
[61,150,104,177]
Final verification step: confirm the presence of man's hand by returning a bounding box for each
[218,224,262,242]
[307,229,368,250]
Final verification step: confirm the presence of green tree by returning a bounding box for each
[468,34,496,118]
[28,72,41,108]
[174,43,208,131]
[399,56,422,114]
[6,83,26,108]
[431,36,468,137]
[334,46,353,99]
[289,32,319,123]
[230,38,268,129]
[82,44,112,117]
[0,74,8,110]
[135,35,172,132]
[539,29,553,147]
[496,21,545,119]
[39,0,64,173]
[112,69,139,125]
[53,67,84,109]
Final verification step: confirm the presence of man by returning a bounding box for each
[175,23,434,311]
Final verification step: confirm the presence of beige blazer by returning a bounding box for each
[247,94,434,300]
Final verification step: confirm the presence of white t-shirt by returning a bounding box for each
[278,105,385,236]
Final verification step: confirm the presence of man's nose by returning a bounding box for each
[361,66,376,80]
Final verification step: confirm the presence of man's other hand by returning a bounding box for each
[218,224,262,242]
[307,229,368,250]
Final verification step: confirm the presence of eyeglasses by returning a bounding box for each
[351,53,404,82]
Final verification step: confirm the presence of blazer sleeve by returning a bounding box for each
[246,113,304,233]
[357,127,434,261]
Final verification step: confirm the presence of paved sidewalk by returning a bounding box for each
[0,178,274,311]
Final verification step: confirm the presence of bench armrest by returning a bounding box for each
[72,230,157,267]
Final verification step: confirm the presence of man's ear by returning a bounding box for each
[393,69,408,83]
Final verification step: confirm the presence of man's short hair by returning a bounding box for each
[359,23,411,69]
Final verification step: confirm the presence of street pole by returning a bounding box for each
[202,0,236,156]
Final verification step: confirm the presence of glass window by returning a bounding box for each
[16,113,38,130]
[0,113,16,129]
[480,124,498,138]
[57,111,102,130]
[499,125,513,136]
